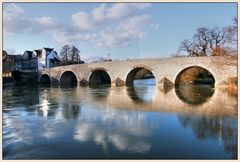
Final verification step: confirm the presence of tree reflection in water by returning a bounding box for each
[62,103,81,120]
[175,85,215,105]
[178,115,237,158]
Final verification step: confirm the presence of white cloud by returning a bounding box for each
[92,4,107,23]
[52,31,98,45]
[3,3,29,35]
[72,12,96,31]
[34,17,60,29]
[3,14,29,35]
[106,3,150,20]
[4,3,24,15]
[71,3,151,32]
[68,4,156,48]
[94,15,153,49]
[3,3,158,50]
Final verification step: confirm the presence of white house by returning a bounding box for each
[41,48,60,69]
[22,48,60,70]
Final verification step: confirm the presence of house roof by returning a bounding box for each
[25,51,33,54]
[34,49,42,57]
[23,50,33,59]
[13,55,23,60]
[54,51,60,60]
[43,48,54,55]
[6,54,23,60]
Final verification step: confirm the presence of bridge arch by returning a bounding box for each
[40,74,51,84]
[60,71,78,85]
[88,68,111,85]
[174,65,216,86]
[125,65,157,86]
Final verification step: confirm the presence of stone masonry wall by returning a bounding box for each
[40,56,237,86]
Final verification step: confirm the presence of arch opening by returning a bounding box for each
[126,67,156,86]
[60,71,78,85]
[175,66,215,86]
[175,66,215,105]
[89,70,111,86]
[40,74,51,85]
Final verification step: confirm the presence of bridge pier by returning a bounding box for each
[114,78,125,86]
[157,77,174,87]
[51,77,60,85]
[80,78,89,86]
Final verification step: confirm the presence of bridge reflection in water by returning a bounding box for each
[2,78,237,159]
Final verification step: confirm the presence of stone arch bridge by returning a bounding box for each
[39,56,237,86]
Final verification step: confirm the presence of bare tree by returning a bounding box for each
[179,28,210,57]
[209,27,228,50]
[59,45,71,65]
[224,17,237,56]
[179,39,199,57]
[226,17,237,45]
[193,27,210,56]
[70,46,80,64]
[179,20,236,57]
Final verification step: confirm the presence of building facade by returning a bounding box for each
[21,48,60,71]
[2,50,23,77]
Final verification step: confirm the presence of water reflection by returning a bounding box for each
[62,103,81,119]
[74,109,152,153]
[37,89,50,117]
[127,79,156,103]
[175,85,215,105]
[60,84,77,89]
[2,85,40,115]
[158,85,173,94]
[89,85,110,100]
[127,86,156,103]
[178,115,237,158]
[2,80,237,159]
[37,88,59,117]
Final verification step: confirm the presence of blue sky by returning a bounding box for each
[3,3,237,61]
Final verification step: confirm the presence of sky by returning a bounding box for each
[3,2,237,62]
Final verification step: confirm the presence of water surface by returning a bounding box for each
[3,79,237,159]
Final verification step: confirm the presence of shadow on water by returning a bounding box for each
[175,85,215,105]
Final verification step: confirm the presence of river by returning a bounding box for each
[2,78,237,159]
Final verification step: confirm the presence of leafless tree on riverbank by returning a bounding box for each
[178,17,237,57]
